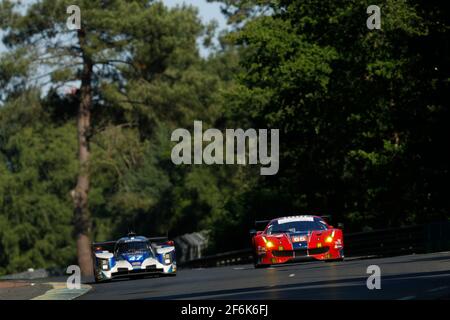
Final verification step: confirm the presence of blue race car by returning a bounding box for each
[92,233,177,283]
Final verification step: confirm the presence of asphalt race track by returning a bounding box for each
[79,252,450,300]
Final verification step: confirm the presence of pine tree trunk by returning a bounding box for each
[72,29,94,277]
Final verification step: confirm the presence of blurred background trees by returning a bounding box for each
[0,0,448,274]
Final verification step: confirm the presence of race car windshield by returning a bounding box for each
[266,219,328,234]
[115,241,151,254]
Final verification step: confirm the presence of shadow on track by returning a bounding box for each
[144,270,450,300]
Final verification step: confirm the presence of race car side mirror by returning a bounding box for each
[337,223,344,229]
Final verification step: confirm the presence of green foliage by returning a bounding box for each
[206,0,449,250]
[0,94,77,274]
[0,0,239,274]
[0,0,448,273]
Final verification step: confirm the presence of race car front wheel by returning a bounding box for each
[253,253,271,268]
[254,258,271,268]
[94,273,111,283]
[325,257,345,263]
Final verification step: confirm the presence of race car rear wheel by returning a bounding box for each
[325,257,344,262]
[254,263,270,269]
[94,270,111,283]
[94,276,110,283]
[253,255,270,268]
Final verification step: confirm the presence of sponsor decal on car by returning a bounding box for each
[278,216,314,224]
[292,235,307,242]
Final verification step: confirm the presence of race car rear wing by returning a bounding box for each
[148,236,175,246]
[92,241,116,253]
[256,216,331,227]
[148,236,168,242]
[250,220,271,236]
[318,215,344,229]
[92,235,174,252]
[255,220,271,229]
[126,231,171,243]
[320,215,332,222]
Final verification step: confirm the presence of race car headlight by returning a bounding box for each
[262,236,274,249]
[325,230,335,243]
[98,259,110,270]
[164,253,171,264]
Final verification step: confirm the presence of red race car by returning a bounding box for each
[250,215,344,268]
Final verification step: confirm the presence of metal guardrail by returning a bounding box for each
[344,225,426,257]
[180,248,253,268]
[180,221,450,268]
